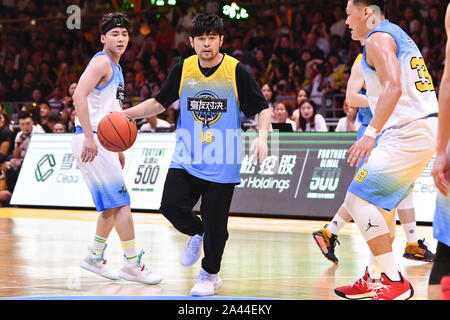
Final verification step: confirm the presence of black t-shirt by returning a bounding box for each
[155,54,268,118]
[0,126,13,145]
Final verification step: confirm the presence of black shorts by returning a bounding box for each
[429,241,450,285]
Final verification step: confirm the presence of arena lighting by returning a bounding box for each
[120,0,135,10]
[223,2,249,20]
[120,0,176,10]
[150,0,176,5]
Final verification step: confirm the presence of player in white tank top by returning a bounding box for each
[335,0,439,300]
[313,48,435,270]
[74,52,124,131]
[71,12,161,285]
[361,20,438,130]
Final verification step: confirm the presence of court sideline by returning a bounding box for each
[0,208,435,300]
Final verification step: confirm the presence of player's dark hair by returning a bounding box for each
[190,13,224,37]
[99,12,131,35]
[352,0,386,14]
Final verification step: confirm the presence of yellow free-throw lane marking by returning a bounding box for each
[0,207,433,238]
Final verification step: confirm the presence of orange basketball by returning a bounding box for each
[97,112,137,152]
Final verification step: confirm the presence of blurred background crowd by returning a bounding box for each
[0,0,447,204]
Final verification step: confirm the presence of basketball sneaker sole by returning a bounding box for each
[80,260,120,280]
[119,270,162,285]
[312,232,339,264]
[190,278,223,297]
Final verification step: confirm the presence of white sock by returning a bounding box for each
[91,235,107,254]
[368,252,381,279]
[375,252,400,281]
[327,214,347,235]
[402,222,418,243]
[122,240,138,264]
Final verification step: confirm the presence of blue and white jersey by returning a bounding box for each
[362,20,438,130]
[72,51,129,212]
[74,51,124,131]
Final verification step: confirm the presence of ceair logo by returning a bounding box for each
[35,154,56,182]
[187,91,227,128]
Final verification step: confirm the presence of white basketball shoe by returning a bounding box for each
[181,234,203,266]
[80,244,120,280]
[190,268,222,296]
[119,250,162,285]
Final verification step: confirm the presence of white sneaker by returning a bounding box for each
[119,250,162,285]
[181,234,203,266]
[190,268,222,296]
[80,244,120,280]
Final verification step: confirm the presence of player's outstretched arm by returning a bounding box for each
[124,61,182,120]
[122,98,166,120]
[346,58,368,108]
[432,4,450,195]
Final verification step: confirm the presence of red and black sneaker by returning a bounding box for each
[441,275,450,300]
[369,272,414,300]
[334,268,375,299]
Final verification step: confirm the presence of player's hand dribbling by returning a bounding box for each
[347,135,376,168]
[81,135,98,163]
[432,151,449,195]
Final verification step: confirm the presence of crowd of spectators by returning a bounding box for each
[0,0,447,204]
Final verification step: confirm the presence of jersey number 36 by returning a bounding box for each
[410,57,435,93]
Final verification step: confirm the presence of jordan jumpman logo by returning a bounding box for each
[366,219,379,232]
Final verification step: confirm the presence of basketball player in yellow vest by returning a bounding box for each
[124,13,272,296]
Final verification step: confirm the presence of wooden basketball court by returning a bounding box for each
[0,208,435,300]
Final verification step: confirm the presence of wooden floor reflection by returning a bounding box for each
[0,208,436,300]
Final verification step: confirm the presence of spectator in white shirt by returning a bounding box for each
[335,101,360,132]
[271,101,297,131]
[296,99,328,132]
[292,88,309,122]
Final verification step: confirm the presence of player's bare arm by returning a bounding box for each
[348,32,401,167]
[365,33,402,130]
[252,108,271,163]
[346,58,368,108]
[432,4,450,195]
[122,98,166,120]
[73,55,112,163]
